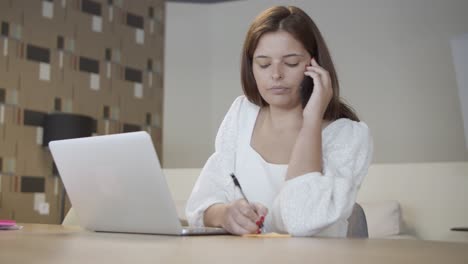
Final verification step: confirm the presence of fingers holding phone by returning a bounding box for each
[303,57,333,119]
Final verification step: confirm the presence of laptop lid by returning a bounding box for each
[49,131,184,235]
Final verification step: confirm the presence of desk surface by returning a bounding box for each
[1,224,467,264]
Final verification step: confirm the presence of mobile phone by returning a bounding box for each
[300,74,314,108]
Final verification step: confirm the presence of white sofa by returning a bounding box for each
[64,162,468,243]
[162,162,468,242]
[356,162,468,242]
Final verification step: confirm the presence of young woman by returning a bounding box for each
[185,6,373,237]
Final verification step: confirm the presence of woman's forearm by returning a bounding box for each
[286,116,323,180]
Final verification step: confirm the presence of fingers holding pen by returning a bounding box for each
[239,200,267,233]
[228,174,267,235]
[224,200,259,234]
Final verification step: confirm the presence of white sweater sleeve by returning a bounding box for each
[271,119,373,236]
[185,96,243,227]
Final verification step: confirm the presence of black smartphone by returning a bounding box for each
[300,75,314,108]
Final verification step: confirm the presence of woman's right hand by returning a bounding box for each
[221,199,268,235]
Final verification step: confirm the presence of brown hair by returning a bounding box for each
[241,6,359,122]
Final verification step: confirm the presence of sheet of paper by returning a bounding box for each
[106,62,111,79]
[63,100,73,112]
[242,232,292,238]
[6,89,18,105]
[5,158,15,174]
[39,63,50,81]
[149,20,154,34]
[54,177,59,195]
[155,60,161,74]
[12,24,22,39]
[111,106,119,120]
[92,16,102,32]
[148,72,153,87]
[136,29,144,44]
[104,120,110,134]
[36,127,43,145]
[134,83,143,98]
[66,39,75,52]
[153,113,160,127]
[38,203,50,215]
[3,38,8,56]
[34,193,46,211]
[108,6,113,22]
[59,51,63,68]
[42,1,54,19]
[90,73,100,90]
[0,105,4,124]
[113,49,120,63]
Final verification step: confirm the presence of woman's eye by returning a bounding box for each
[285,63,299,67]
[259,64,270,69]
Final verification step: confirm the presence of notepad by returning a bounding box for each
[0,220,23,230]
[242,232,291,238]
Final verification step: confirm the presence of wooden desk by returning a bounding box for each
[1,224,467,264]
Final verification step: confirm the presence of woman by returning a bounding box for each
[185,6,373,237]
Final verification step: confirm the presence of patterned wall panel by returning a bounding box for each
[0,0,165,224]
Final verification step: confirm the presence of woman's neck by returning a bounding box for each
[265,105,304,133]
[264,105,329,132]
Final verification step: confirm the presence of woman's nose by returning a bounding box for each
[271,66,283,80]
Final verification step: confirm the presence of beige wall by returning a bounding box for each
[163,0,468,168]
[451,33,468,150]
[163,3,213,167]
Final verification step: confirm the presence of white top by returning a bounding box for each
[185,96,373,237]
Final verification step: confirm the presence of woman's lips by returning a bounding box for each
[269,87,290,94]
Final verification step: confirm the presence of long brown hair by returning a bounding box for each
[241,6,359,122]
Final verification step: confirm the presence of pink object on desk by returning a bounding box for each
[0,220,16,226]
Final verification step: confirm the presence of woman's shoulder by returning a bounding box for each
[323,118,371,143]
[322,118,373,169]
[227,95,260,116]
[219,95,260,132]
[232,95,259,109]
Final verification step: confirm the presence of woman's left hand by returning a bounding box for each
[303,57,333,122]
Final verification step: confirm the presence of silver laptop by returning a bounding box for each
[49,131,227,236]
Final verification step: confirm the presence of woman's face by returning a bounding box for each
[252,30,311,109]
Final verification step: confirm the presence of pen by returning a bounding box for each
[230,173,265,233]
